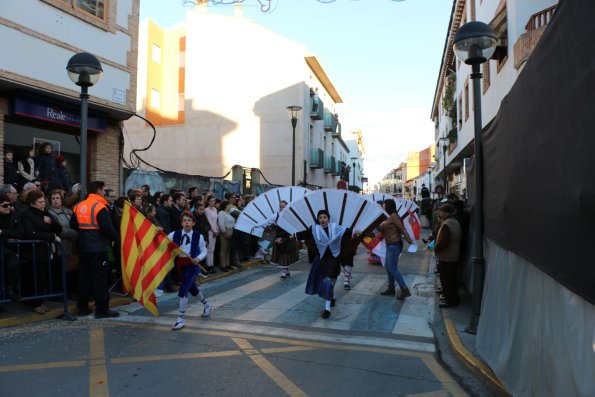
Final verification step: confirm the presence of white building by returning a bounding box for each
[0,0,139,192]
[431,0,557,199]
[124,7,350,191]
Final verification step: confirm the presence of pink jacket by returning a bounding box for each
[204,206,219,234]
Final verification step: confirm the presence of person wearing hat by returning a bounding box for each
[434,203,461,307]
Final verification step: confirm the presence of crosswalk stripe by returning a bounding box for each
[310,274,391,330]
[235,272,308,322]
[178,272,283,317]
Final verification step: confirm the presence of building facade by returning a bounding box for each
[124,7,349,191]
[0,0,139,193]
[430,0,557,199]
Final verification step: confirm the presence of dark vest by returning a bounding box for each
[172,229,202,259]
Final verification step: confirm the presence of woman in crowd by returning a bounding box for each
[204,195,220,274]
[0,192,23,302]
[378,198,413,301]
[17,147,37,190]
[128,189,143,211]
[20,190,62,314]
[47,189,78,294]
[217,200,236,272]
[143,203,162,230]
[50,156,72,192]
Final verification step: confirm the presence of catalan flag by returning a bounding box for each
[120,200,182,316]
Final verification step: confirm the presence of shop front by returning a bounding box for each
[1,93,121,194]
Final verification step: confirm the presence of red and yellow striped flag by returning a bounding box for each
[120,200,182,316]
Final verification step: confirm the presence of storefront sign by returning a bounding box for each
[13,96,107,133]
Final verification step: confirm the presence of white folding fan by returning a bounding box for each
[235,186,310,237]
[276,189,387,234]
[363,193,392,203]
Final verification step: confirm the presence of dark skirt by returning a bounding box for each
[305,251,340,300]
[271,239,299,266]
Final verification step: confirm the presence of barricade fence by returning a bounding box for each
[0,240,74,320]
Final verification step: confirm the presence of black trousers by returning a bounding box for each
[437,260,459,306]
[77,251,110,314]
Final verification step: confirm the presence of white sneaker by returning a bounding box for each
[172,320,185,330]
[201,303,212,317]
[154,289,164,297]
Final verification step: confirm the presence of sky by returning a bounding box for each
[139,0,453,186]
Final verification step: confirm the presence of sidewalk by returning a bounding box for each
[0,257,264,329]
[430,252,510,396]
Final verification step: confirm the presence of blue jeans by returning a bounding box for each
[385,242,407,290]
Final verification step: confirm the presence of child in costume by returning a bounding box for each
[297,210,360,319]
[168,210,211,330]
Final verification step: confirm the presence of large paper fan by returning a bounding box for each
[235,186,310,236]
[277,189,386,234]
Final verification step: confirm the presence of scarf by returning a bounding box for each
[313,223,345,258]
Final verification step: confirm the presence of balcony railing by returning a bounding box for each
[514,5,557,69]
[309,148,324,169]
[333,160,346,176]
[323,111,338,133]
[324,155,335,173]
[333,121,341,137]
[310,97,324,120]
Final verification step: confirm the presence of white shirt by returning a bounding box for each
[167,229,207,261]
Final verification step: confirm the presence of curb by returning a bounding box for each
[0,297,132,329]
[443,311,510,396]
[0,259,265,329]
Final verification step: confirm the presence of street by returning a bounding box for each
[0,247,470,397]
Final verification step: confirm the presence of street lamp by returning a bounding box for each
[453,21,497,335]
[438,137,450,194]
[286,105,302,186]
[350,157,357,190]
[66,52,103,200]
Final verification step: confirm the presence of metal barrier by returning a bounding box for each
[0,240,75,321]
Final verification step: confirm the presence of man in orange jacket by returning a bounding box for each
[71,180,119,318]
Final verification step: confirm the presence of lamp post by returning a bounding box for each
[286,106,302,186]
[66,52,103,200]
[453,21,497,335]
[350,157,357,190]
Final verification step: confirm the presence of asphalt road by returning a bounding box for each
[0,247,471,397]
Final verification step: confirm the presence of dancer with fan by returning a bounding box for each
[378,198,413,301]
[268,200,300,280]
[296,210,361,319]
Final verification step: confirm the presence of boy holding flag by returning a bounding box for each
[168,210,211,330]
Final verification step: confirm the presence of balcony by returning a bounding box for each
[333,160,346,177]
[333,121,341,137]
[513,5,557,69]
[310,97,324,120]
[324,155,335,173]
[323,111,338,133]
[309,148,324,169]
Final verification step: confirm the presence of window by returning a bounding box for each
[150,89,160,110]
[43,0,109,28]
[75,0,105,19]
[483,62,491,93]
[152,44,162,64]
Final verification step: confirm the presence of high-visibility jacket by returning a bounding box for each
[74,193,108,230]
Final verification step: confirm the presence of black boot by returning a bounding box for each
[380,286,396,296]
[396,288,412,301]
